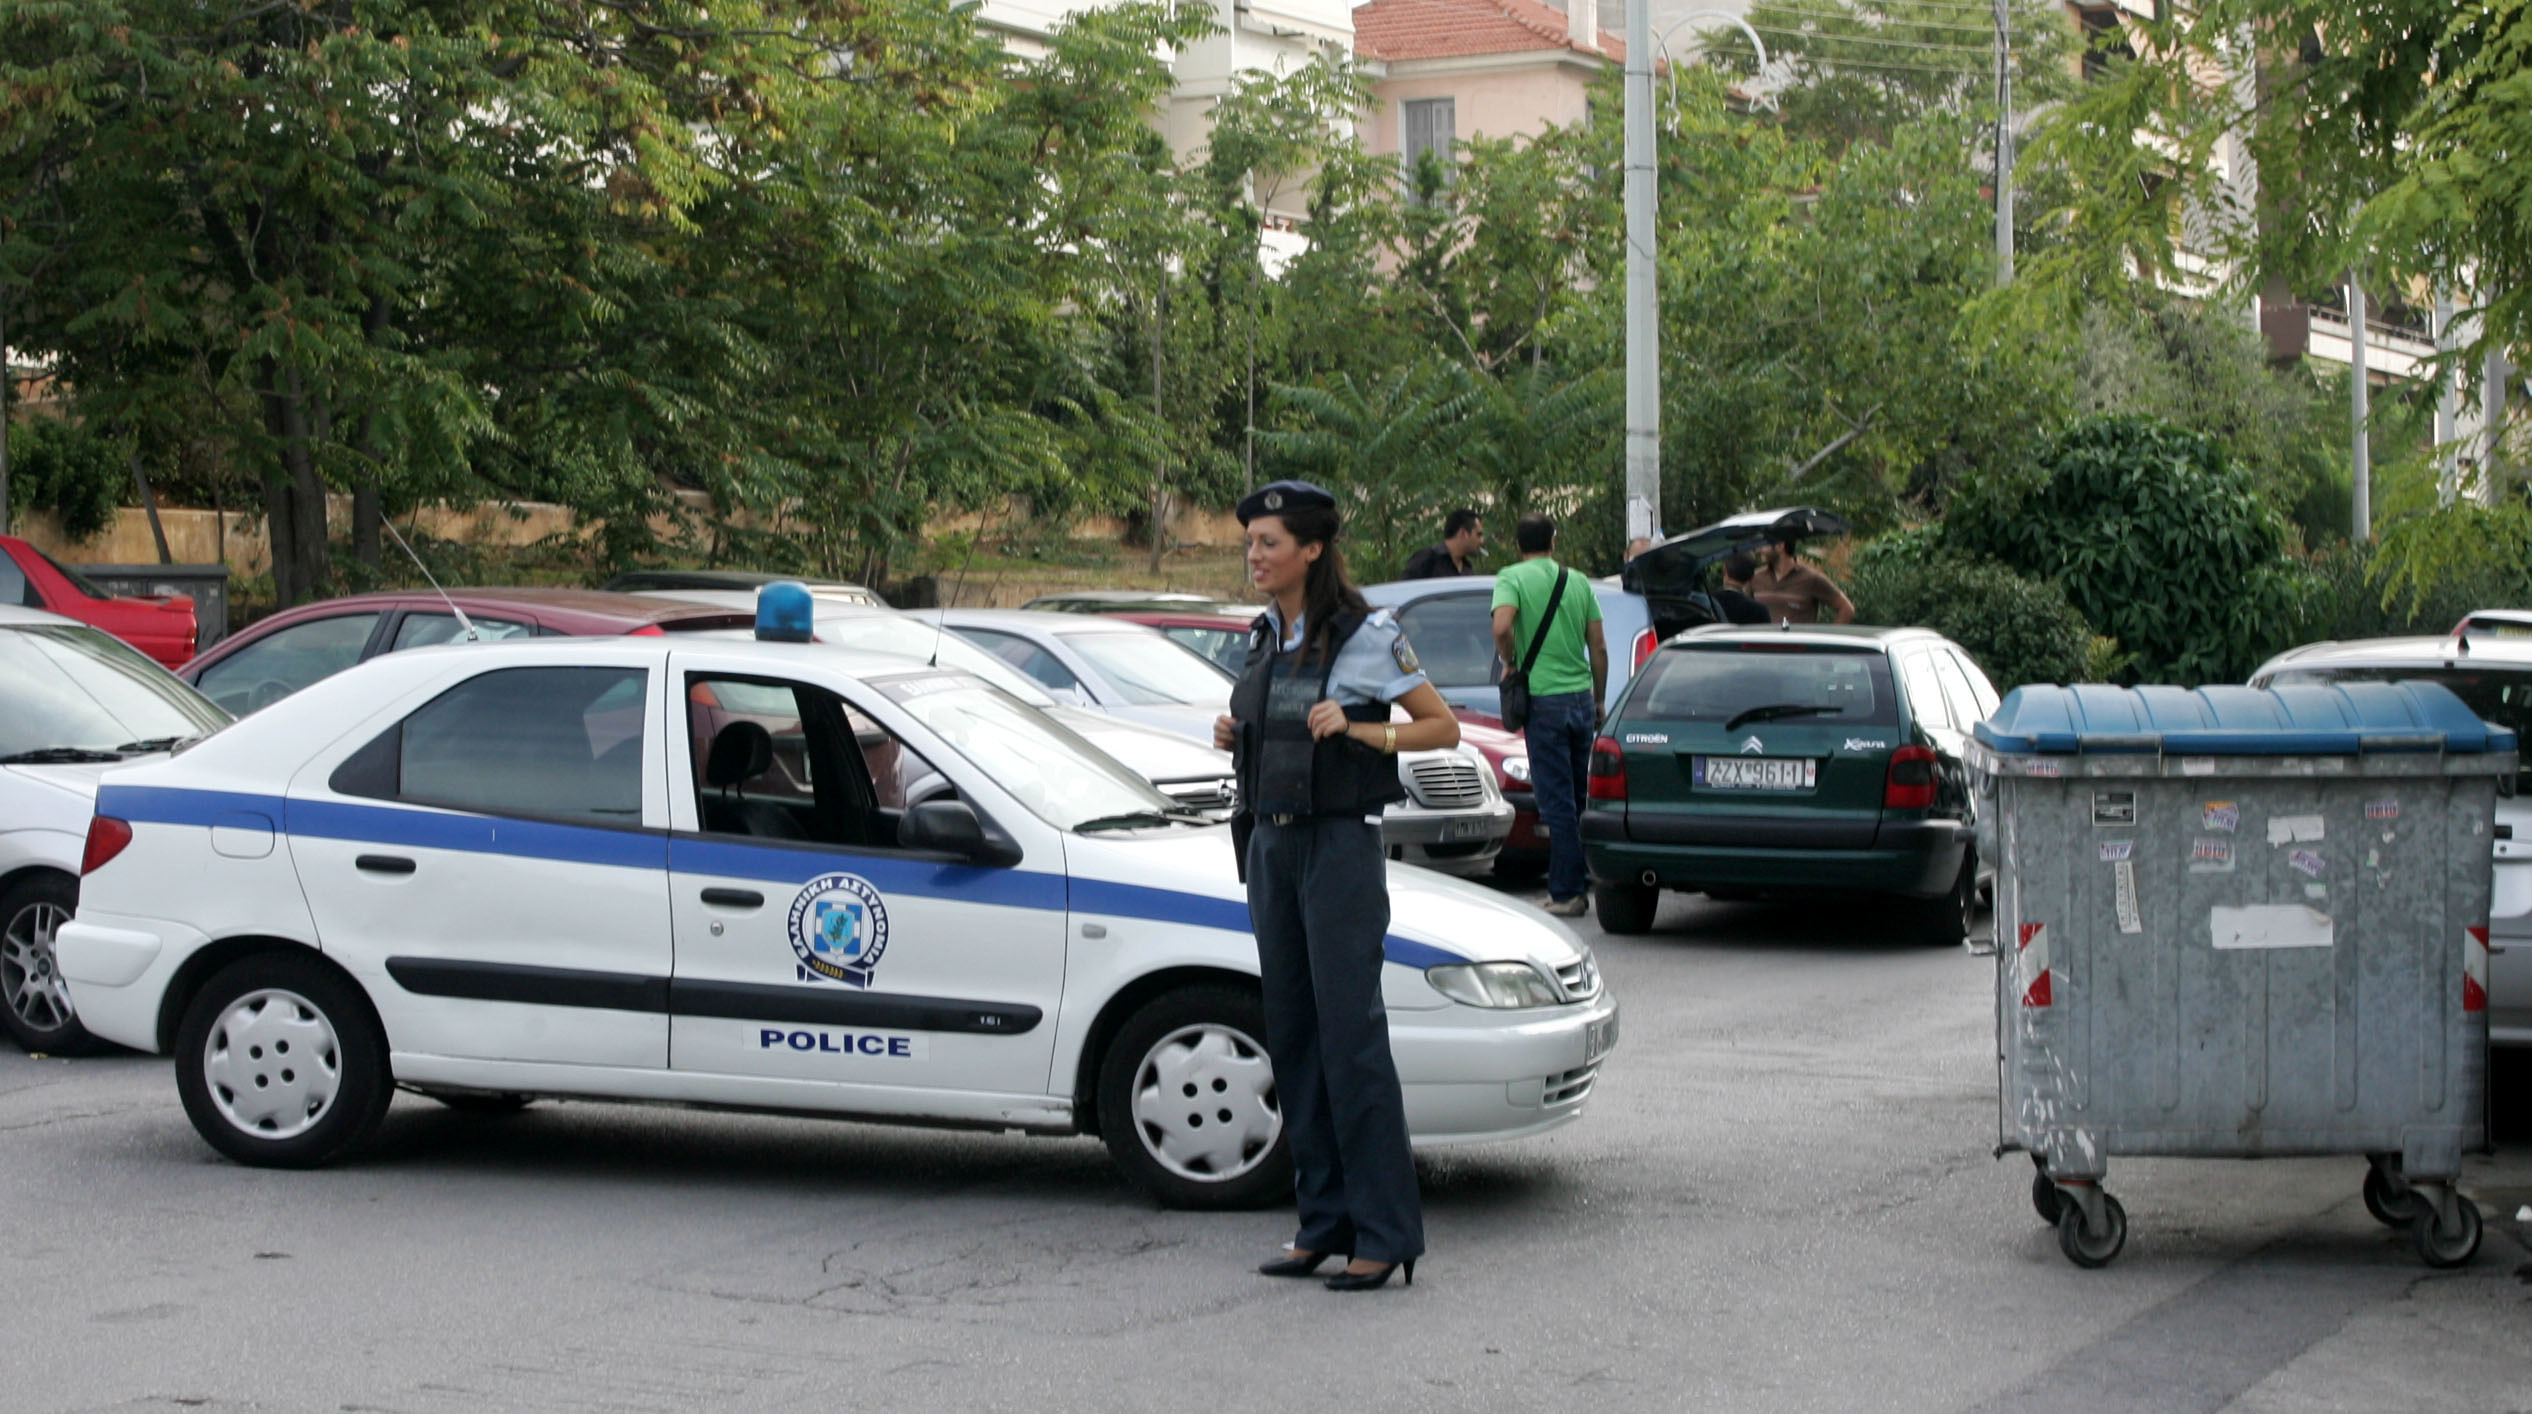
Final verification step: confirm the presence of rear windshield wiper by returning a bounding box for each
[0,747,129,765]
[1722,703,1843,732]
[1074,809,1202,834]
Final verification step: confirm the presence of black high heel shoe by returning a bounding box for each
[1324,1259,1415,1291]
[1257,1249,1340,1277]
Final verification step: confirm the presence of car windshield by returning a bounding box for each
[0,624,230,757]
[874,674,1182,829]
[812,614,1059,707]
[1623,645,1897,726]
[1064,630,1233,707]
[2267,664,2532,790]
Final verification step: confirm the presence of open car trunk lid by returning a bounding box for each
[1620,508,1851,642]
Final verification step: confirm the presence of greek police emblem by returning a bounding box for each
[786,873,891,988]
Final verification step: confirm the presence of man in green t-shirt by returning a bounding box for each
[1490,513,1608,917]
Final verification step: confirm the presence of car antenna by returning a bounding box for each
[928,526,988,668]
[380,512,479,643]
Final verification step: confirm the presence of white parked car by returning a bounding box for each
[57,626,1617,1206]
[0,604,231,1052]
[2250,629,2532,1045]
[938,607,1515,874]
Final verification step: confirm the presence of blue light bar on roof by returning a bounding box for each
[756,581,815,643]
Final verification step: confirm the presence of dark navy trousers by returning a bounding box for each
[1244,816,1425,1265]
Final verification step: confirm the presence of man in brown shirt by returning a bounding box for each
[1747,537,1855,625]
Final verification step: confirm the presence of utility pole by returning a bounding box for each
[1622,0,1659,546]
[2348,272,2369,540]
[1992,0,2013,285]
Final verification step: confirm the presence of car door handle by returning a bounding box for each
[356,854,416,875]
[700,888,764,909]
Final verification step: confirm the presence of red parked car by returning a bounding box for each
[0,534,198,669]
[177,587,750,716]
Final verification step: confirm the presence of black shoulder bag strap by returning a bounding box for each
[1519,569,1571,678]
[1500,568,1569,731]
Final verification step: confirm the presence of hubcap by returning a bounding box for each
[2,901,75,1034]
[202,989,342,1140]
[1130,1022,1280,1183]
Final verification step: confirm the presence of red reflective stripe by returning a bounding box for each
[2016,922,2050,1007]
[2464,924,2490,1013]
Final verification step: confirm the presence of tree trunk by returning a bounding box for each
[351,295,389,574]
[130,448,173,564]
[279,363,329,604]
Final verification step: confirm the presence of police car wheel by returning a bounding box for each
[176,954,390,1169]
[1096,987,1290,1210]
[0,871,99,1054]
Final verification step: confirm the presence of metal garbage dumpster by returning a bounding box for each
[1968,683,2517,1270]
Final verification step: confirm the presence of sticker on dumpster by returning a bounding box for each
[2098,840,2133,862]
[2266,814,2325,846]
[2189,837,2235,873]
[2305,883,2329,900]
[2365,798,2400,821]
[2113,860,2143,934]
[2179,757,2217,776]
[2027,760,2062,778]
[2201,801,2239,833]
[2093,791,2136,826]
[2288,848,2326,878]
[2016,923,2051,1006]
[2211,904,2333,950]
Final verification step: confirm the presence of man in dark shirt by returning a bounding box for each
[1400,509,1483,579]
[1712,552,1770,625]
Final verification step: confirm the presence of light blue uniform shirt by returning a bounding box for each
[1256,604,1430,707]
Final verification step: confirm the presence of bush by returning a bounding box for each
[5,416,125,541]
[1940,414,2306,684]
[1847,547,2095,692]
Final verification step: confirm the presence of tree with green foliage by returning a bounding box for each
[1847,536,2095,690]
[1941,414,2307,683]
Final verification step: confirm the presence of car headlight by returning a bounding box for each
[1501,755,1531,784]
[1425,961,1564,1008]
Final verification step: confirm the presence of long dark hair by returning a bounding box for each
[1272,504,1368,665]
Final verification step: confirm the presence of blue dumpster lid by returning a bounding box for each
[1973,683,2519,756]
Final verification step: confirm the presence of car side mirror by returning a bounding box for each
[899,800,1017,866]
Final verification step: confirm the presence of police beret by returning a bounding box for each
[1235,480,1337,524]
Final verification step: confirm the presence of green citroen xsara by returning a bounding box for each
[1581,625,1996,943]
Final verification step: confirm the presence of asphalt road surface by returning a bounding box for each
[7,890,2528,1413]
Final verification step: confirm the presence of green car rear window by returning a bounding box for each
[1622,645,1898,726]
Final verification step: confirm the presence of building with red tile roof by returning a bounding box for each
[1354,0,1624,165]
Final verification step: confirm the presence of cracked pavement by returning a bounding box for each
[5,890,2528,1411]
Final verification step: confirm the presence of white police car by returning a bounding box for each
[56,590,1617,1207]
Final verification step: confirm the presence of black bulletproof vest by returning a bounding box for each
[1230,610,1409,820]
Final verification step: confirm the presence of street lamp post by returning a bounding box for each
[1622,6,1765,547]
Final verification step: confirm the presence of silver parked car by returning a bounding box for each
[2249,626,2532,1046]
[936,607,1514,874]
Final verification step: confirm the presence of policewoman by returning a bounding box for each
[1211,480,1460,1293]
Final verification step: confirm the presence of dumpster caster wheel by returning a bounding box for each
[2031,1173,2064,1225]
[2056,1193,2127,1268]
[2362,1165,2422,1228]
[2412,1195,2481,1269]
